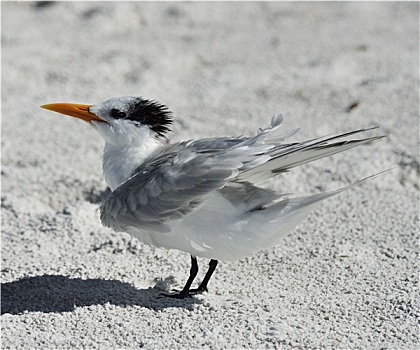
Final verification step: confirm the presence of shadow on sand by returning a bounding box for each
[1,274,201,315]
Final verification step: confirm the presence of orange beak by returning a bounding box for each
[40,103,106,123]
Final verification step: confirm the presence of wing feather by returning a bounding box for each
[236,128,384,183]
[100,145,242,233]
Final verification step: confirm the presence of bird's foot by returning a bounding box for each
[159,286,208,299]
[189,286,208,295]
[159,289,191,299]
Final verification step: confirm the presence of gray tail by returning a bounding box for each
[237,127,385,183]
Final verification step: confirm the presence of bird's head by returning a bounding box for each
[41,96,173,144]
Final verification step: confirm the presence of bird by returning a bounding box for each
[41,96,384,299]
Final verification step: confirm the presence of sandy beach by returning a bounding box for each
[1,2,418,348]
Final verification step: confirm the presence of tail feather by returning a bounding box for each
[237,127,385,183]
[231,171,389,257]
[277,170,389,211]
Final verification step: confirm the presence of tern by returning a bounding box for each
[41,96,383,299]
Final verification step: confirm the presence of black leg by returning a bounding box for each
[190,259,218,294]
[163,255,199,299]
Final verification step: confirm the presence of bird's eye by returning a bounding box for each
[110,109,126,119]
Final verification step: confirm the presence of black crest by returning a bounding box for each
[113,98,173,138]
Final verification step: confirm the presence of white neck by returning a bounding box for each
[101,127,163,191]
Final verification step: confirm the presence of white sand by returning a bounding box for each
[1,2,418,348]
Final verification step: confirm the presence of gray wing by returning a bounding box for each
[233,124,385,183]
[100,142,245,233]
